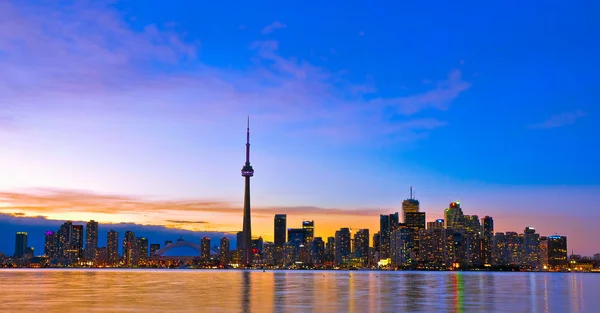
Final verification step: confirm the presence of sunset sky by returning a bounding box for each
[1,1,599,255]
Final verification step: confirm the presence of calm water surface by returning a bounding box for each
[0,269,597,312]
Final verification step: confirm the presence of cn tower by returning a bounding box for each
[241,116,254,266]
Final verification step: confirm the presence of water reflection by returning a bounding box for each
[0,270,597,313]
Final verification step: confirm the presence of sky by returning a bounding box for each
[1,1,599,256]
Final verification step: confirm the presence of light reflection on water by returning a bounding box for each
[0,269,597,312]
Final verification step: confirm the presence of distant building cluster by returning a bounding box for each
[2,194,599,271]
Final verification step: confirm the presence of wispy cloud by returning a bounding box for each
[370,69,471,115]
[261,21,287,34]
[0,2,470,146]
[529,110,587,129]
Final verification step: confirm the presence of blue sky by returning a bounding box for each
[0,0,599,255]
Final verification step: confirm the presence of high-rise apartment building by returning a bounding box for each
[85,220,99,262]
[310,237,325,265]
[220,237,230,264]
[201,237,211,260]
[14,232,28,258]
[353,229,370,266]
[137,237,149,263]
[58,221,73,259]
[71,225,84,262]
[539,236,549,268]
[334,228,351,265]
[107,230,119,265]
[44,231,57,258]
[379,213,399,259]
[122,231,137,267]
[391,226,413,267]
[524,227,540,268]
[481,216,494,265]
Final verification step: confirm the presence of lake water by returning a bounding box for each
[0,269,597,312]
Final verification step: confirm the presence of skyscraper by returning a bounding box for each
[379,213,399,259]
[220,237,230,264]
[137,237,149,263]
[310,237,325,265]
[85,220,99,262]
[405,211,426,261]
[334,228,351,265]
[481,216,494,265]
[402,186,420,223]
[445,201,465,229]
[58,221,72,259]
[71,225,84,261]
[240,117,255,266]
[14,232,28,258]
[201,237,211,261]
[325,237,335,264]
[44,231,57,258]
[353,229,370,266]
[523,227,540,268]
[288,228,306,258]
[107,230,119,265]
[302,221,315,243]
[123,231,137,267]
[539,236,549,268]
[548,235,567,269]
[274,214,287,247]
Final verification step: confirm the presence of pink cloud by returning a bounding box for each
[261,21,287,34]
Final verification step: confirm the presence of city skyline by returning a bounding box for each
[1,0,599,257]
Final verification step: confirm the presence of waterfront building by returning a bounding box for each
[539,236,549,268]
[379,213,399,259]
[481,216,494,265]
[107,230,119,265]
[334,228,351,266]
[85,220,99,263]
[524,227,540,268]
[14,232,28,258]
[302,220,315,243]
[219,237,230,264]
[201,237,211,261]
[123,231,137,267]
[390,226,413,268]
[71,225,84,262]
[274,214,287,247]
[419,228,446,267]
[137,237,149,263]
[548,235,568,269]
[310,237,325,265]
[44,231,57,258]
[353,229,370,267]
[402,186,420,223]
